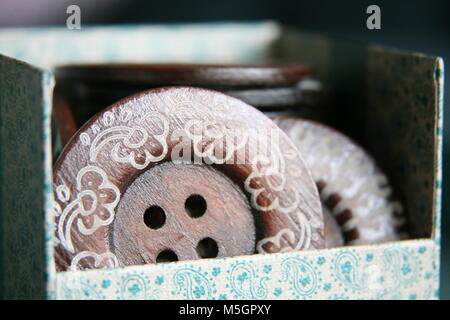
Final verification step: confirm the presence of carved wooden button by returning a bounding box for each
[273,117,407,246]
[53,87,324,271]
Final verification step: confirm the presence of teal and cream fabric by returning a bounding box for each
[56,240,438,300]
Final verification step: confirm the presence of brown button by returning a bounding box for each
[54,64,315,128]
[272,117,407,246]
[53,87,324,271]
[52,87,77,157]
[55,64,312,87]
[114,162,255,265]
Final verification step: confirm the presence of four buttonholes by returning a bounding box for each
[143,194,219,263]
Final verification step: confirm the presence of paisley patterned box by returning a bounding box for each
[0,22,444,299]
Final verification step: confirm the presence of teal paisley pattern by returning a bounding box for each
[371,247,421,299]
[60,279,105,300]
[382,247,419,287]
[333,250,375,291]
[280,257,318,298]
[54,239,438,299]
[228,262,268,299]
[119,274,151,300]
[172,268,213,300]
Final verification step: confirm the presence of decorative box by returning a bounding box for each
[0,22,443,299]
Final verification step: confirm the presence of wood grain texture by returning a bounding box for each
[113,162,255,265]
[53,87,324,271]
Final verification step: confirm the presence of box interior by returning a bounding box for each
[50,25,441,240]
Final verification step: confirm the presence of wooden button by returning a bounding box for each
[53,87,324,271]
[52,87,77,158]
[273,117,407,246]
[55,64,312,87]
[54,64,316,127]
[114,162,255,265]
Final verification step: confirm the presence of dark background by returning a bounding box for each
[1,0,449,299]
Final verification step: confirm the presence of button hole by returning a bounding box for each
[156,249,178,263]
[196,237,218,259]
[185,194,207,218]
[143,205,166,229]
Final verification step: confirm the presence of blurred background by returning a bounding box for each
[1,0,449,298]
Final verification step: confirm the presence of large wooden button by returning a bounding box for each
[273,117,407,246]
[53,87,324,271]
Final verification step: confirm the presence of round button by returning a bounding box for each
[53,87,323,271]
[273,117,407,246]
[113,162,255,265]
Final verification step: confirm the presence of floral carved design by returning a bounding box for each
[55,166,120,254]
